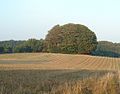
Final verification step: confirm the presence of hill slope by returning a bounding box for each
[0,53,120,70]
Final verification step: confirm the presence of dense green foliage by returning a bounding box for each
[0,23,119,58]
[45,24,98,54]
[0,46,4,53]
[92,41,120,57]
[0,39,44,53]
[14,39,44,53]
[0,40,24,53]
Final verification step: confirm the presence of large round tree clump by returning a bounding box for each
[45,23,98,54]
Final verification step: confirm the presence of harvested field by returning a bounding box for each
[0,53,120,94]
[0,53,119,70]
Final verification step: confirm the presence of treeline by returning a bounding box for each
[92,41,120,57]
[0,40,120,57]
[0,23,119,58]
[0,39,120,57]
[0,39,44,53]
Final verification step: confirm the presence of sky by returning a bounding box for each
[0,0,120,42]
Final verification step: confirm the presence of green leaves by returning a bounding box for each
[0,39,44,53]
[14,39,44,53]
[92,41,120,57]
[45,23,98,54]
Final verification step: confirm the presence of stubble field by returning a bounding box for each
[0,53,120,94]
[0,53,120,70]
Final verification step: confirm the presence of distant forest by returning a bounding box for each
[0,39,44,54]
[0,24,120,58]
[0,40,119,58]
[92,41,120,57]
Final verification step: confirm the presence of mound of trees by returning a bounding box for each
[45,23,98,54]
[0,23,119,58]
[92,41,120,57]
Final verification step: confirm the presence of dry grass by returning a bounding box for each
[0,53,120,70]
[0,70,119,94]
[0,53,120,94]
[51,72,120,94]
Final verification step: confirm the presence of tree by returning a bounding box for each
[14,42,32,53]
[92,41,120,57]
[0,40,25,53]
[26,39,44,52]
[14,39,44,53]
[0,46,4,53]
[45,23,98,54]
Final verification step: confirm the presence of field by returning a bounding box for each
[0,53,120,94]
[0,53,120,70]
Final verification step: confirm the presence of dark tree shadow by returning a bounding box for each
[92,51,120,58]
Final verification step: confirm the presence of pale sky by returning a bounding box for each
[0,0,120,42]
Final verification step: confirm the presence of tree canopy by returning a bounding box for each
[0,23,119,58]
[0,40,24,53]
[0,39,44,53]
[14,39,44,53]
[92,41,120,57]
[45,23,98,54]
